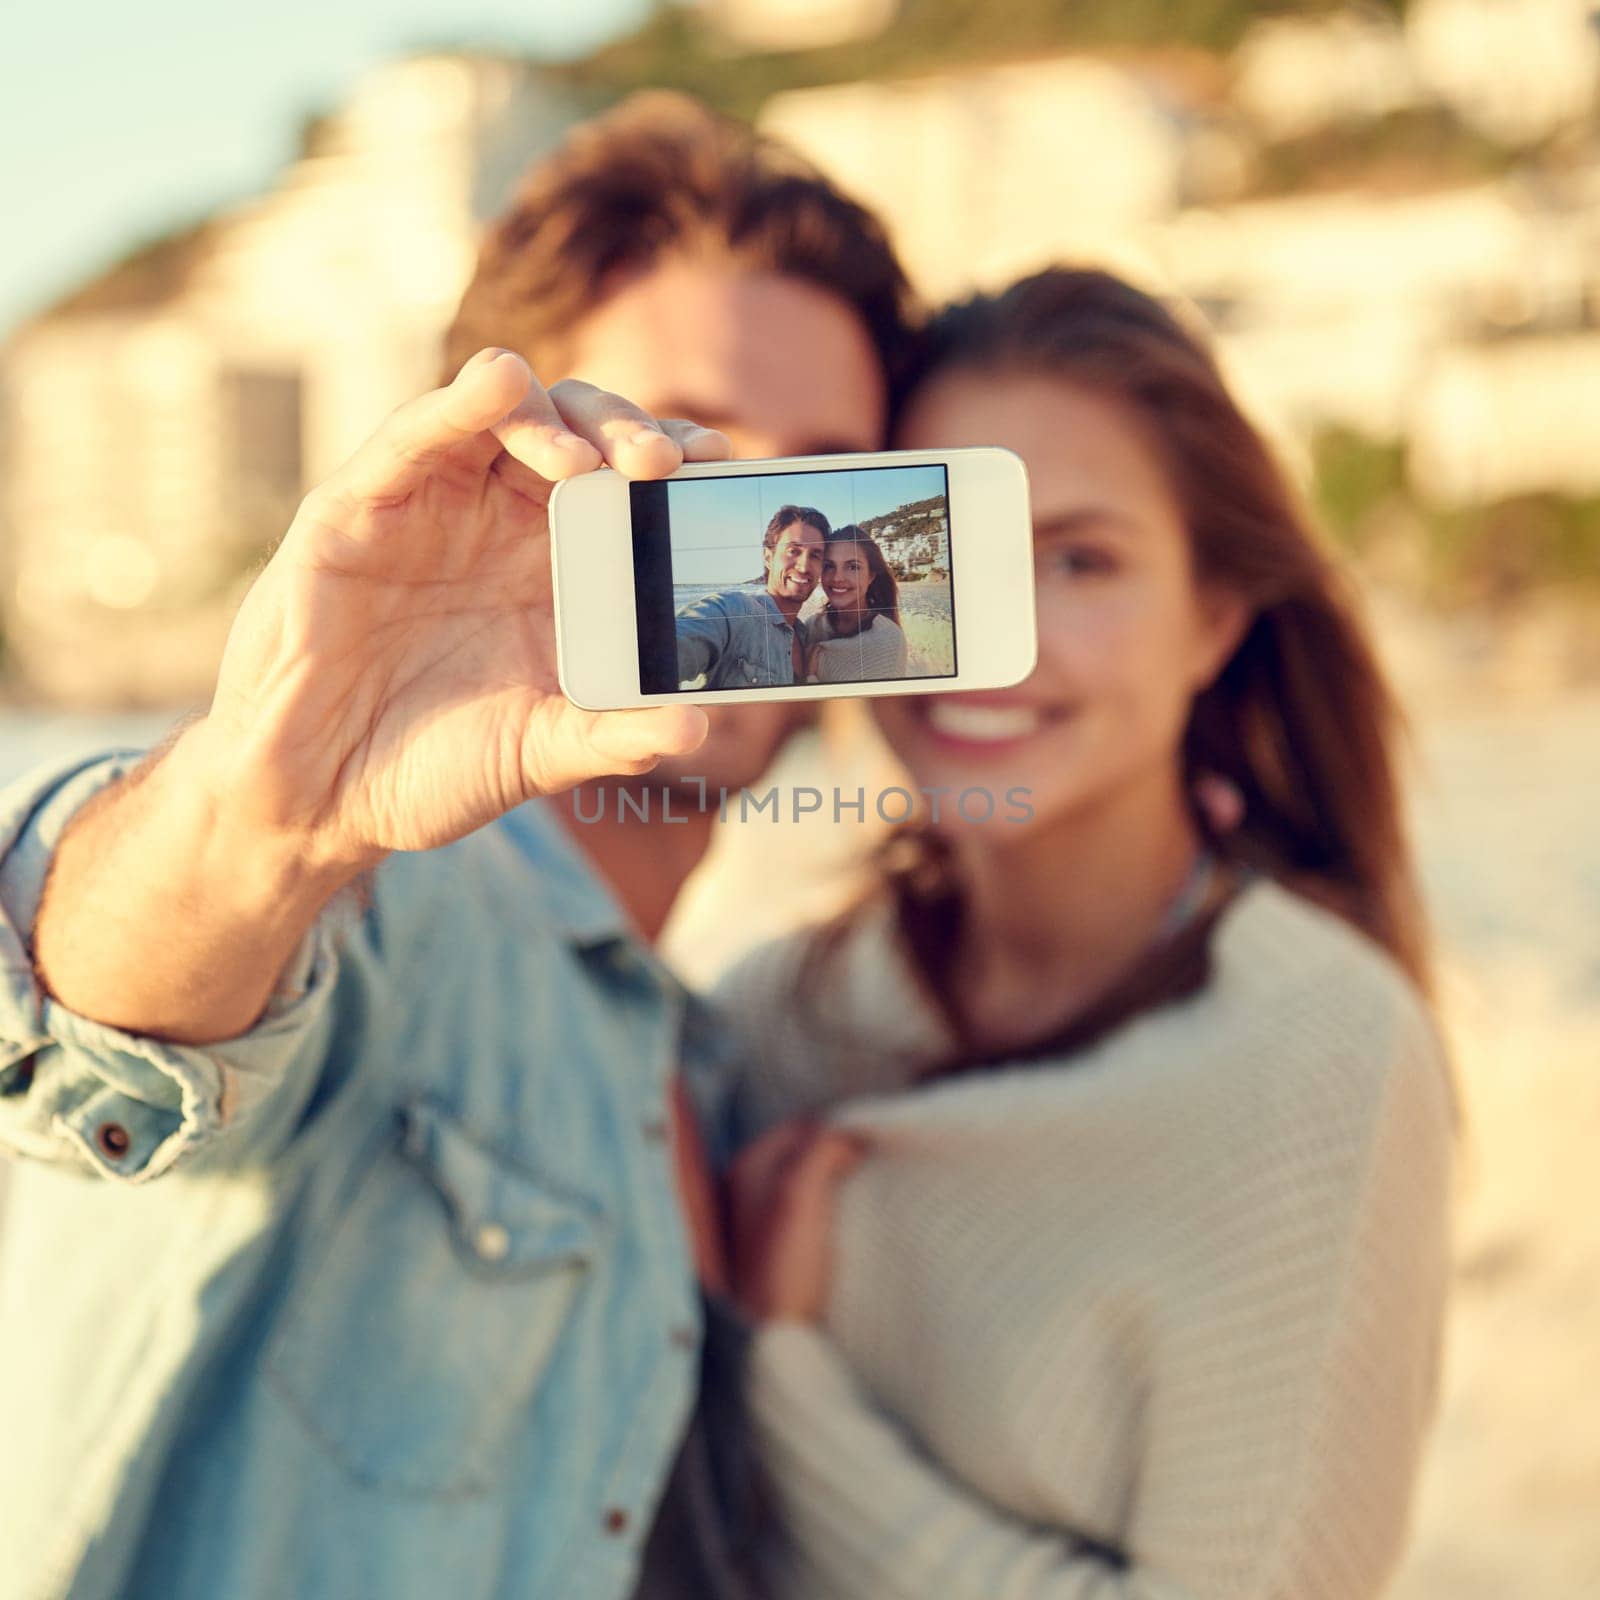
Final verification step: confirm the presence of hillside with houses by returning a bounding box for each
[857,495,950,579]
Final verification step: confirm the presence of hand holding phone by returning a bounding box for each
[199,352,725,870]
[549,448,1035,708]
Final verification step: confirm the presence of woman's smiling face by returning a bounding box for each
[822,541,870,612]
[883,368,1244,834]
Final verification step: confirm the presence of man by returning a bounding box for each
[675,505,828,689]
[0,92,912,1600]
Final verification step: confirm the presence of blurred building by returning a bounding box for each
[760,58,1201,303]
[1233,10,1419,139]
[762,35,1600,516]
[1411,333,1600,505]
[1150,177,1598,433]
[1232,0,1600,144]
[703,0,899,52]
[0,54,583,706]
[1408,0,1600,145]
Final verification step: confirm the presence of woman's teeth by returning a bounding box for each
[925,703,1046,741]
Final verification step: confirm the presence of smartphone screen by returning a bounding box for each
[629,462,955,695]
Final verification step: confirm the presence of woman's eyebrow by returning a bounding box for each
[1033,507,1138,541]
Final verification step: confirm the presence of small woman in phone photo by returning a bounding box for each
[804,528,909,684]
[711,267,1458,1600]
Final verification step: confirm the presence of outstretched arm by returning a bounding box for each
[0,356,731,1180]
[32,356,726,1047]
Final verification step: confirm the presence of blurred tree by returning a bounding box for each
[1313,429,1600,602]
[1314,427,1409,554]
[1251,107,1516,198]
[1430,495,1600,603]
[554,0,1402,118]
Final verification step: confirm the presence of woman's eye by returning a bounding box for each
[1045,545,1115,577]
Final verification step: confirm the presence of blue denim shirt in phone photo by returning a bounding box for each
[673,589,806,689]
[0,750,724,1600]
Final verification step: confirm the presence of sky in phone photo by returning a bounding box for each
[666,464,947,588]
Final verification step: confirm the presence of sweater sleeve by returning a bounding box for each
[860,616,908,679]
[748,1324,1154,1600]
[811,617,908,685]
[743,996,1455,1600]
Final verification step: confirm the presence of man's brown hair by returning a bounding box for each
[762,504,830,553]
[441,91,918,386]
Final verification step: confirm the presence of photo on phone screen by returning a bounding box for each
[630,462,955,694]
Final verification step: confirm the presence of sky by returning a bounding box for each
[667,464,947,587]
[2,0,650,338]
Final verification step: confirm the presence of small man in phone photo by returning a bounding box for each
[674,505,828,689]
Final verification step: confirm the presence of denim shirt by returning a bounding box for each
[0,751,717,1600]
[674,590,805,689]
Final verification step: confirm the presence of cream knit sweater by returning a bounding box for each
[710,878,1455,1600]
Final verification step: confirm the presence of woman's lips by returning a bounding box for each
[918,700,1069,746]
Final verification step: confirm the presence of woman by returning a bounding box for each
[710,269,1457,1599]
[803,527,909,683]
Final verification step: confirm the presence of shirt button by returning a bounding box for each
[670,1325,697,1351]
[603,1506,629,1536]
[473,1222,511,1263]
[96,1122,132,1159]
[606,945,644,981]
[640,1115,669,1143]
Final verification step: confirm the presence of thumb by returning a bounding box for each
[585,705,710,772]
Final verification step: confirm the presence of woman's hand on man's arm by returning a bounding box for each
[724,1117,867,1324]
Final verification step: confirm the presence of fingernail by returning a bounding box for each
[630,426,665,447]
[552,432,588,451]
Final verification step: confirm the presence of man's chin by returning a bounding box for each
[645,756,720,794]
[653,705,811,796]
[648,752,772,798]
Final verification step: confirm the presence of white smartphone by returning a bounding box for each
[548,446,1035,709]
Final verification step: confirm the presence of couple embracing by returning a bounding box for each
[676,507,907,689]
[0,91,1453,1600]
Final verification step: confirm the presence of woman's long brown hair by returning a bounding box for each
[824,526,901,628]
[835,267,1435,1072]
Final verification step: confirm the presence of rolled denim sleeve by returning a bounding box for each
[0,750,345,1183]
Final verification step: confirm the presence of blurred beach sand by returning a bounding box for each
[1383,609,1600,1596]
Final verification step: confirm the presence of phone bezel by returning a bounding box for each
[548,446,1035,709]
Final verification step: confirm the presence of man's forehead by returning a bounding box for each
[564,260,886,450]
